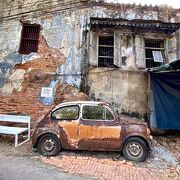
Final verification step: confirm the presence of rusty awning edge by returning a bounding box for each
[90,17,180,32]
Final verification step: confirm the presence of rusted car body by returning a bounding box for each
[32,101,152,161]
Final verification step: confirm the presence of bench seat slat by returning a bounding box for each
[0,114,30,123]
[0,126,28,135]
[0,114,31,147]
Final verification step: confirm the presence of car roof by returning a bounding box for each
[53,101,110,111]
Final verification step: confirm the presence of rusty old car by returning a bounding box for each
[32,101,152,162]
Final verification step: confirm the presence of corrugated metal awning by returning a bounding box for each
[90,17,180,33]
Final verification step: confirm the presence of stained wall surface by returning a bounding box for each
[0,0,179,122]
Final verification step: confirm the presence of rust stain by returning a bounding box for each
[58,121,79,148]
[77,124,122,150]
[78,124,121,139]
[119,114,147,125]
[32,102,151,152]
[121,123,151,148]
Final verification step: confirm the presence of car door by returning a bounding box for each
[78,104,122,150]
[51,105,80,150]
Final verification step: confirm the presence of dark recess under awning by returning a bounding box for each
[90,17,180,34]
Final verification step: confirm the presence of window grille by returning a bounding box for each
[19,24,40,54]
[145,40,165,68]
[98,36,114,67]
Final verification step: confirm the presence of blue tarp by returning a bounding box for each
[150,72,180,130]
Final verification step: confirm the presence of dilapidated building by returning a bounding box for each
[0,0,180,125]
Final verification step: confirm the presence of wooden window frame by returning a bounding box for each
[89,31,121,68]
[98,35,114,67]
[145,39,165,68]
[19,24,40,54]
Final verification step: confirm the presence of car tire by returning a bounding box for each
[122,137,148,162]
[37,134,61,156]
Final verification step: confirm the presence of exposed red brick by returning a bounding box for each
[0,35,88,127]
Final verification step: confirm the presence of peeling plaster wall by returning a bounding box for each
[0,0,180,122]
[0,34,88,125]
[88,69,148,118]
[0,52,40,91]
[0,7,89,124]
[83,4,180,118]
[82,4,180,23]
[0,4,88,94]
[30,14,85,88]
[0,22,22,53]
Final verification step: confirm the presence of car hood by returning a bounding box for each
[118,114,147,126]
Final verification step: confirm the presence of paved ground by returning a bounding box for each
[0,135,179,180]
[42,153,167,180]
[0,155,94,180]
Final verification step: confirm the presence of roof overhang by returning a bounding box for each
[90,17,180,34]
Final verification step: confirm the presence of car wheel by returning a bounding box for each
[122,137,148,162]
[37,134,61,156]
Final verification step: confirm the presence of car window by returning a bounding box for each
[82,105,114,121]
[51,105,79,120]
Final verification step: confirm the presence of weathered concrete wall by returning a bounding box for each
[84,3,180,118]
[0,1,180,122]
[0,4,88,89]
[88,69,148,118]
[86,27,178,119]
[0,2,89,124]
[0,34,88,125]
[85,3,180,23]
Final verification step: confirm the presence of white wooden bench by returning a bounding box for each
[0,114,31,147]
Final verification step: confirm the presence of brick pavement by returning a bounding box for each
[42,154,168,180]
